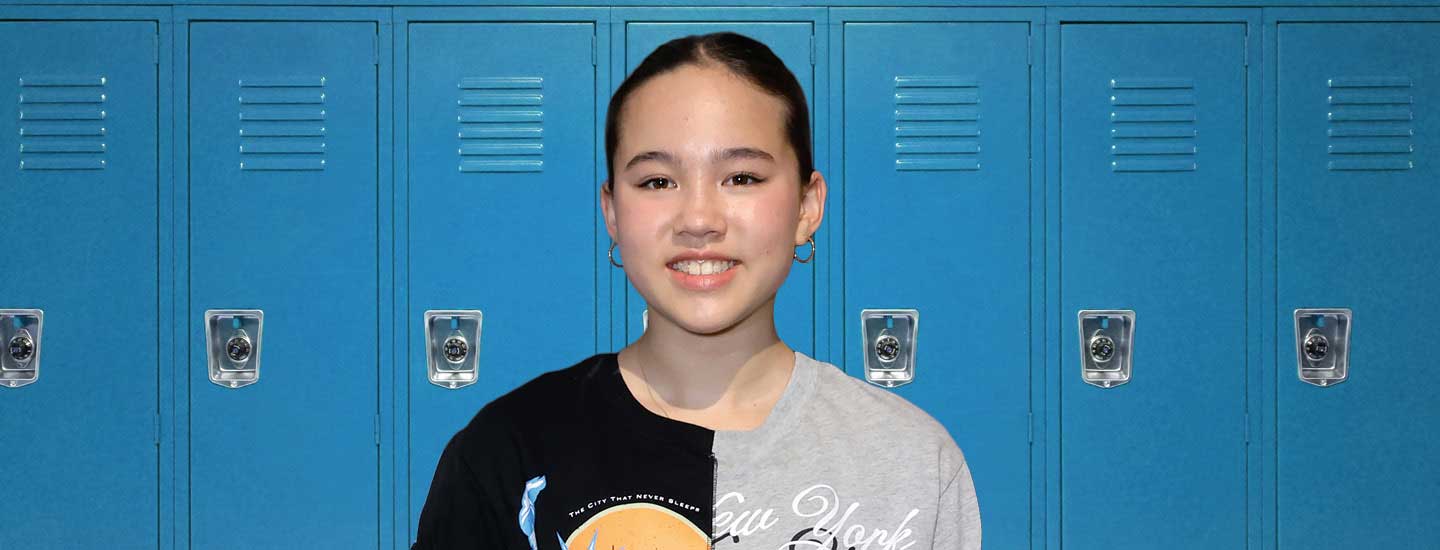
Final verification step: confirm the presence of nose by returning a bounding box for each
[674,177,726,244]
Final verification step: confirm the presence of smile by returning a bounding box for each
[666,259,737,275]
[666,259,739,291]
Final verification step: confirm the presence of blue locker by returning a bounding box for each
[840,20,1033,550]
[0,19,160,550]
[1059,23,1248,549]
[186,21,381,549]
[402,20,599,539]
[618,20,816,353]
[1276,20,1440,549]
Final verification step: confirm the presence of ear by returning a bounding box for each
[796,169,827,245]
[600,180,619,241]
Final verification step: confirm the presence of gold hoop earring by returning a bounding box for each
[609,242,624,268]
[794,236,816,263]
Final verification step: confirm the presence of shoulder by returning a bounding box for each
[455,353,613,443]
[801,352,948,438]
[799,352,969,472]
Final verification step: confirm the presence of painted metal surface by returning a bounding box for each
[1058,20,1249,550]
[186,19,382,549]
[401,18,600,542]
[1275,18,1440,550]
[4,5,1438,550]
[0,17,161,550]
[840,17,1035,550]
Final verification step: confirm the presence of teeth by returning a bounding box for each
[668,259,736,276]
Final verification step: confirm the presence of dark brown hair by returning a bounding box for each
[604,32,813,193]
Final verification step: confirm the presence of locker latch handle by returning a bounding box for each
[1078,310,1135,388]
[1,309,44,388]
[1294,308,1351,387]
[861,309,919,388]
[205,310,263,389]
[425,310,481,389]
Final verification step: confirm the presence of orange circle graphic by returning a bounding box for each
[564,502,709,550]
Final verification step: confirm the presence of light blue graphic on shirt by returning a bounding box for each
[519,475,547,550]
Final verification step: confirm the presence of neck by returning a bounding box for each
[621,298,794,416]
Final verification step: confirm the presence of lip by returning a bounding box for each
[668,261,739,291]
[665,251,740,292]
[666,250,739,263]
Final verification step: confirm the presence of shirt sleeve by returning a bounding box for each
[933,458,982,549]
[412,411,526,550]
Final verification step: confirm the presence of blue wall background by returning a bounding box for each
[2,2,1436,549]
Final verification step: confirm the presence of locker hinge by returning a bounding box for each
[153,33,160,65]
[374,414,381,446]
[1027,33,1033,66]
[591,34,597,66]
[372,33,379,65]
[1243,32,1249,67]
[809,34,815,65]
[154,412,161,447]
[1244,413,1250,445]
[1027,412,1033,444]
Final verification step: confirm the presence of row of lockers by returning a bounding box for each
[2,5,1436,550]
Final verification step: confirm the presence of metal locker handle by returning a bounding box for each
[1,309,44,388]
[205,309,264,388]
[425,310,481,389]
[860,309,919,388]
[1294,308,1351,387]
[1078,310,1135,388]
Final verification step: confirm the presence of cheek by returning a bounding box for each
[615,199,666,245]
[732,194,801,259]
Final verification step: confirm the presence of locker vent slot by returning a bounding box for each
[457,76,544,173]
[1327,76,1415,171]
[238,76,327,171]
[17,75,109,171]
[1109,77,1198,172]
[892,75,981,171]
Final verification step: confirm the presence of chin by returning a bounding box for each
[676,316,743,336]
[662,297,769,336]
[653,307,735,335]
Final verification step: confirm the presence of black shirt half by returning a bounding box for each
[412,353,717,550]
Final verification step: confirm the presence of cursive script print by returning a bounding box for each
[712,484,921,550]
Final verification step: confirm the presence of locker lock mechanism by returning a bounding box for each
[1078,310,1135,388]
[425,310,482,389]
[1303,333,1328,362]
[442,335,469,364]
[1294,308,1351,387]
[875,333,901,363]
[226,333,253,363]
[205,310,263,389]
[0,309,44,388]
[10,331,35,362]
[1089,334,1115,364]
[861,309,919,388]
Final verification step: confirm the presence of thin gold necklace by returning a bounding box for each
[637,352,675,421]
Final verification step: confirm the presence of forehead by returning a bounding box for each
[616,63,792,161]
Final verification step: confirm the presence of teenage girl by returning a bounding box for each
[414,32,981,550]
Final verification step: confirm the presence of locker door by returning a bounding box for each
[620,22,816,352]
[188,21,380,549]
[841,22,1031,549]
[405,22,597,536]
[0,20,159,550]
[1059,24,1247,549]
[1276,22,1440,549]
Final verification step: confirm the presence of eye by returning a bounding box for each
[639,177,674,190]
[727,172,765,186]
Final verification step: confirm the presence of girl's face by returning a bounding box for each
[601,63,826,336]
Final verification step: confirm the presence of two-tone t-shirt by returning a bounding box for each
[412,350,981,549]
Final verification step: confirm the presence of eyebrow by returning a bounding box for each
[623,147,776,171]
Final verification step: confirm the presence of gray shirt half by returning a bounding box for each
[711,351,982,550]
